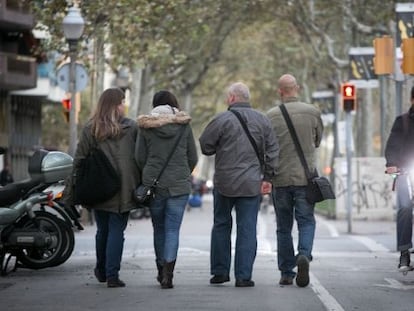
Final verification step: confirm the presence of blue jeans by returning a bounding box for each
[395,175,413,251]
[150,194,188,264]
[210,189,260,281]
[272,186,315,278]
[94,210,129,280]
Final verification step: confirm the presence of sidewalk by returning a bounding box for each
[2,251,321,311]
[0,195,400,311]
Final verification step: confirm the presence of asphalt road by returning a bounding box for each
[1,194,413,311]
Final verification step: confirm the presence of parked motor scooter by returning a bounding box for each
[0,149,75,274]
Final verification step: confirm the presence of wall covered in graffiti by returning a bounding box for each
[334,157,395,220]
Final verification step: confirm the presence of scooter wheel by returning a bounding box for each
[15,211,69,269]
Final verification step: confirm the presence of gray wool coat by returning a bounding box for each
[136,111,198,197]
[63,117,141,213]
[199,102,279,197]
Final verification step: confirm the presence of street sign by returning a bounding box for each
[311,90,335,114]
[56,63,88,92]
[395,3,414,47]
[348,47,376,81]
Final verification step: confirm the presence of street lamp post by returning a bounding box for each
[62,7,84,157]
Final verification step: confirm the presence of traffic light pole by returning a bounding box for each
[395,80,403,118]
[379,75,386,155]
[345,110,353,234]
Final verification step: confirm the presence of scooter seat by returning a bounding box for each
[0,208,21,225]
[0,179,41,206]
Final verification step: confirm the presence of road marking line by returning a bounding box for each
[310,272,345,311]
[350,235,390,252]
[316,215,340,238]
[375,278,414,290]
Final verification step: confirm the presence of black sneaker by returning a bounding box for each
[107,278,126,288]
[296,255,310,287]
[210,275,230,284]
[235,279,255,287]
[398,250,411,272]
[94,268,106,283]
[279,276,293,285]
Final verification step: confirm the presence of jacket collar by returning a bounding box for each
[281,96,299,103]
[137,111,191,128]
[228,102,251,110]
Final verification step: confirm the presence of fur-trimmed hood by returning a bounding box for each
[137,111,191,129]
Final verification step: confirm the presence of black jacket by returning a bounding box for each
[385,106,414,168]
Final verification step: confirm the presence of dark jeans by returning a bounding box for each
[272,186,315,278]
[94,210,129,280]
[395,175,413,251]
[210,189,260,281]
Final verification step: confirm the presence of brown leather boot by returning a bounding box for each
[161,260,176,289]
[156,262,163,285]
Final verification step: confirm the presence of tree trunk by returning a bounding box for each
[128,65,143,119]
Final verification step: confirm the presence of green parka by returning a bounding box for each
[64,117,141,213]
[136,111,198,197]
[266,97,323,187]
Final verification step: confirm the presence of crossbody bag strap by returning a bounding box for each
[230,109,264,168]
[279,104,313,180]
[153,125,187,186]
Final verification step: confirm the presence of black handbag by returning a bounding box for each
[133,184,154,207]
[73,141,121,205]
[279,104,335,204]
[133,125,186,206]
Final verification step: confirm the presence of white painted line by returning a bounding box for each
[350,235,390,252]
[316,215,340,238]
[375,278,414,290]
[310,272,345,311]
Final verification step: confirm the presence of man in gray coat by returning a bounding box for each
[266,74,323,287]
[199,82,278,287]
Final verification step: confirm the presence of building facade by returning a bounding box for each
[0,0,42,181]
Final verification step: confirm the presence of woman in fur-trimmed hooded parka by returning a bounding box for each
[136,90,198,289]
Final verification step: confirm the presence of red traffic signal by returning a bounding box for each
[62,98,71,111]
[341,83,357,112]
[61,99,71,123]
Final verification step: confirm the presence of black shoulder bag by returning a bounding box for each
[133,125,187,207]
[230,109,264,169]
[73,138,121,205]
[279,104,335,204]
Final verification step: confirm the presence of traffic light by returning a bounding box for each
[373,36,394,75]
[341,83,357,112]
[62,98,71,123]
[401,38,414,74]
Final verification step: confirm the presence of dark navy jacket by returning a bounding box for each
[385,106,414,168]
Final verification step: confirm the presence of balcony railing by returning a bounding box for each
[0,52,37,90]
[0,0,34,30]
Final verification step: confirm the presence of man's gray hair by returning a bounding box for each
[228,82,250,102]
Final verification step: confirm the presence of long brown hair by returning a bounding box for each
[91,88,125,141]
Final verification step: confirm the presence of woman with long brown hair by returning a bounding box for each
[65,87,140,288]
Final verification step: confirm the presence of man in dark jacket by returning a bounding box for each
[199,82,279,287]
[385,86,414,272]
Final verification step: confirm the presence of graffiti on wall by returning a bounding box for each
[334,157,395,220]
